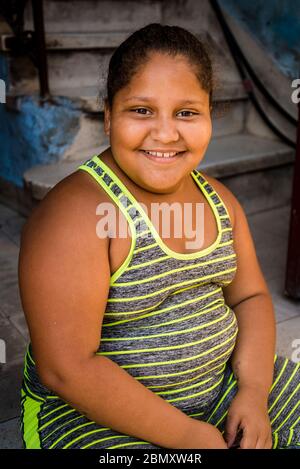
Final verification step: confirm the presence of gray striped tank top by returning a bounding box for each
[76,154,239,415]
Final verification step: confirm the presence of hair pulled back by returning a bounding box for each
[102,23,213,110]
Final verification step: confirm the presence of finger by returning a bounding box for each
[257,429,273,449]
[224,414,240,447]
[265,434,273,449]
[239,428,258,449]
[255,435,268,449]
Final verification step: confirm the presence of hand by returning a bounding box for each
[179,419,228,449]
[224,387,273,449]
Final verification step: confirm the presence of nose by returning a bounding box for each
[150,114,180,143]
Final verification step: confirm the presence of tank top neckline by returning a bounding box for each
[91,154,224,260]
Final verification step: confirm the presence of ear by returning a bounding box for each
[104,99,111,136]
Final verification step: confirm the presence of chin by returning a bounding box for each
[144,179,182,194]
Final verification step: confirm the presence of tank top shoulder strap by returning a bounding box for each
[76,154,153,248]
[191,168,234,234]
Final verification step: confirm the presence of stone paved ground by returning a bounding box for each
[0,201,299,448]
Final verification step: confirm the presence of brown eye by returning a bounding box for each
[131,108,151,115]
[178,111,198,117]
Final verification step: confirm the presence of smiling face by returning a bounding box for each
[104,52,212,196]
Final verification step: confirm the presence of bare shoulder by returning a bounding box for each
[22,168,110,239]
[201,172,239,228]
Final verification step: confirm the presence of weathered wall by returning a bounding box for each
[0,53,81,187]
[222,0,300,78]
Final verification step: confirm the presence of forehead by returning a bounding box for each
[116,52,208,101]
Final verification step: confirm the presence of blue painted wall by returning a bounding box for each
[221,0,300,78]
[0,54,81,188]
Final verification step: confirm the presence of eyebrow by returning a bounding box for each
[123,96,204,105]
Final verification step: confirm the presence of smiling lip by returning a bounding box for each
[139,150,185,163]
[141,149,186,152]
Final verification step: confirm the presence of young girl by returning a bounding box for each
[19,23,300,450]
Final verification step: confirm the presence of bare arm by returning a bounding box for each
[18,175,227,449]
[221,191,276,400]
[229,294,276,401]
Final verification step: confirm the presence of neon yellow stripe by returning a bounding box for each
[207,380,237,422]
[21,395,42,449]
[83,436,128,449]
[39,409,77,432]
[269,363,299,413]
[287,429,294,446]
[291,413,300,429]
[105,298,166,316]
[271,381,300,426]
[136,301,225,331]
[114,252,236,286]
[42,415,85,443]
[120,330,237,369]
[167,375,225,403]
[136,229,151,238]
[76,164,136,285]
[218,240,233,247]
[273,432,279,449]
[157,375,213,396]
[27,347,35,365]
[101,300,230,336]
[108,267,236,296]
[40,403,69,420]
[102,301,232,338]
[125,251,236,275]
[273,397,300,432]
[147,362,226,390]
[106,288,223,322]
[134,242,157,253]
[108,267,237,300]
[102,314,237,358]
[188,411,204,417]
[170,284,221,297]
[133,347,235,380]
[125,256,170,268]
[105,286,224,316]
[63,428,114,449]
[270,357,288,393]
[215,409,229,428]
[104,297,223,331]
[99,309,236,355]
[104,291,225,328]
[49,421,96,449]
[23,380,45,403]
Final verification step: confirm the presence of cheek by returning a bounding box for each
[185,120,212,148]
[112,118,148,146]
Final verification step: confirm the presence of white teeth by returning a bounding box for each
[143,150,180,158]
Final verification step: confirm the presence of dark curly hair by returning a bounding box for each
[101,23,214,111]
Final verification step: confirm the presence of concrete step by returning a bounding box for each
[7,32,242,96]
[1,31,135,51]
[23,0,164,33]
[23,133,295,215]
